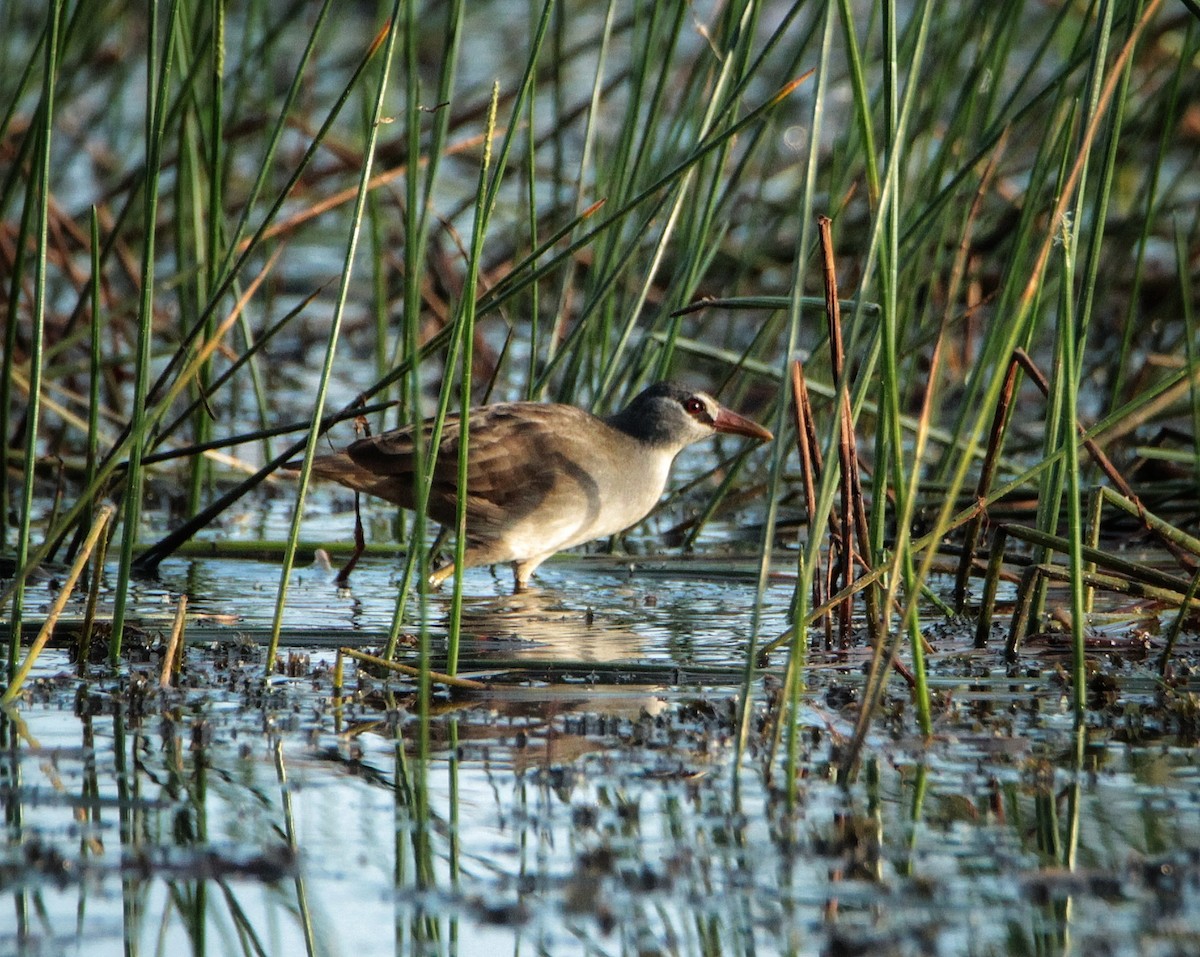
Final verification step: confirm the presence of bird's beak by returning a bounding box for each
[712,405,773,442]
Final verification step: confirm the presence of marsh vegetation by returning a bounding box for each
[2,0,1199,953]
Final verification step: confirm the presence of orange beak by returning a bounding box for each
[712,405,773,442]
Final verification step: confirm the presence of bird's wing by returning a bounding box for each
[344,404,577,529]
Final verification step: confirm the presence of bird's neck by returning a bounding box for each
[604,408,679,449]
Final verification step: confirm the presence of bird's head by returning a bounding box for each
[609,382,773,449]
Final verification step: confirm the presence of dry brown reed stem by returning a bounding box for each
[817,215,877,648]
[2,505,114,706]
[160,594,188,689]
[954,354,1021,611]
[818,216,854,645]
[798,357,838,647]
[339,647,487,691]
[1012,347,1197,573]
[791,361,827,639]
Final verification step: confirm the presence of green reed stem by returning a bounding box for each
[1111,15,1191,401]
[390,0,425,625]
[110,0,181,662]
[1098,486,1200,558]
[522,0,542,398]
[447,83,499,675]
[86,208,102,514]
[1027,112,1079,632]
[266,12,402,672]
[0,136,35,561]
[1056,220,1088,721]
[876,0,936,738]
[835,0,879,205]
[6,0,62,679]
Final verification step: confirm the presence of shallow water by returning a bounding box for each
[4,551,1200,957]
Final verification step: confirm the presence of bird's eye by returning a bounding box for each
[684,397,706,415]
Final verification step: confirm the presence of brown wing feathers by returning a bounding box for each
[315,404,570,526]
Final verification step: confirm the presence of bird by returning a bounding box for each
[294,381,772,589]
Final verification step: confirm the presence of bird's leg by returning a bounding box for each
[428,561,454,589]
[428,543,494,590]
[335,492,367,587]
[512,555,551,592]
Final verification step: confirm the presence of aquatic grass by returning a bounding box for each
[79,209,103,554]
[521,1,544,400]
[739,7,837,786]
[1098,485,1200,561]
[124,249,292,570]
[1056,212,1089,720]
[511,74,812,397]
[1178,219,1200,488]
[172,9,216,517]
[836,0,1169,772]
[772,0,943,767]
[267,13,402,671]
[974,525,1010,649]
[764,328,1200,662]
[445,83,500,676]
[406,0,551,665]
[76,495,112,674]
[92,0,344,494]
[1002,524,1196,596]
[793,217,878,654]
[272,739,321,957]
[1111,16,1196,401]
[1160,565,1200,677]
[6,0,64,680]
[1002,344,1200,583]
[108,0,181,661]
[0,0,367,592]
[381,0,464,666]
